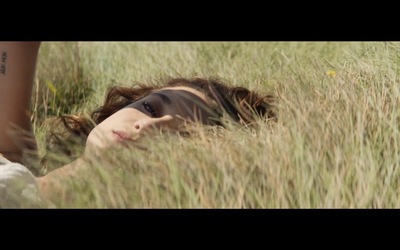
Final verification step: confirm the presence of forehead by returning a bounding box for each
[152,88,207,106]
[130,88,215,123]
[160,86,208,102]
[124,88,212,116]
[151,89,213,120]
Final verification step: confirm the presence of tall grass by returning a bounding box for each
[33,42,400,208]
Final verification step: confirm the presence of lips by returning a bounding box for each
[111,130,146,150]
[112,130,133,141]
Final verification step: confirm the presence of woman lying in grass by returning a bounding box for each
[1,76,276,207]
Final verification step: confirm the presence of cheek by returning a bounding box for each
[86,109,149,142]
[85,113,124,148]
[95,109,134,130]
[85,127,105,150]
[163,117,188,131]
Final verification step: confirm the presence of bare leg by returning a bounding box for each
[0,42,41,163]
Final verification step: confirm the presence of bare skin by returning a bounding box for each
[0,42,215,204]
[36,86,213,202]
[0,42,41,163]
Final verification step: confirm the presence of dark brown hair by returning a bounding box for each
[42,77,276,171]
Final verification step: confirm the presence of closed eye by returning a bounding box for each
[143,101,157,117]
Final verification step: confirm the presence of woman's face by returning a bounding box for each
[86,86,214,149]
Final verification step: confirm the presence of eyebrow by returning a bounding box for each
[153,92,172,105]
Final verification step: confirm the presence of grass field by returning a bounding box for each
[32,42,400,208]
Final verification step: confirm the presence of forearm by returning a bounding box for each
[0,42,41,162]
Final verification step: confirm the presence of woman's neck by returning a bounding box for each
[36,157,85,203]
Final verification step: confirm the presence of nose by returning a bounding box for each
[133,115,174,134]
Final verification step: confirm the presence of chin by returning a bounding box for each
[86,135,111,151]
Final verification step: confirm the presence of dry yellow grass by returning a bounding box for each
[32,42,400,208]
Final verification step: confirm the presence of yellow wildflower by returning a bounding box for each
[326,70,336,77]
